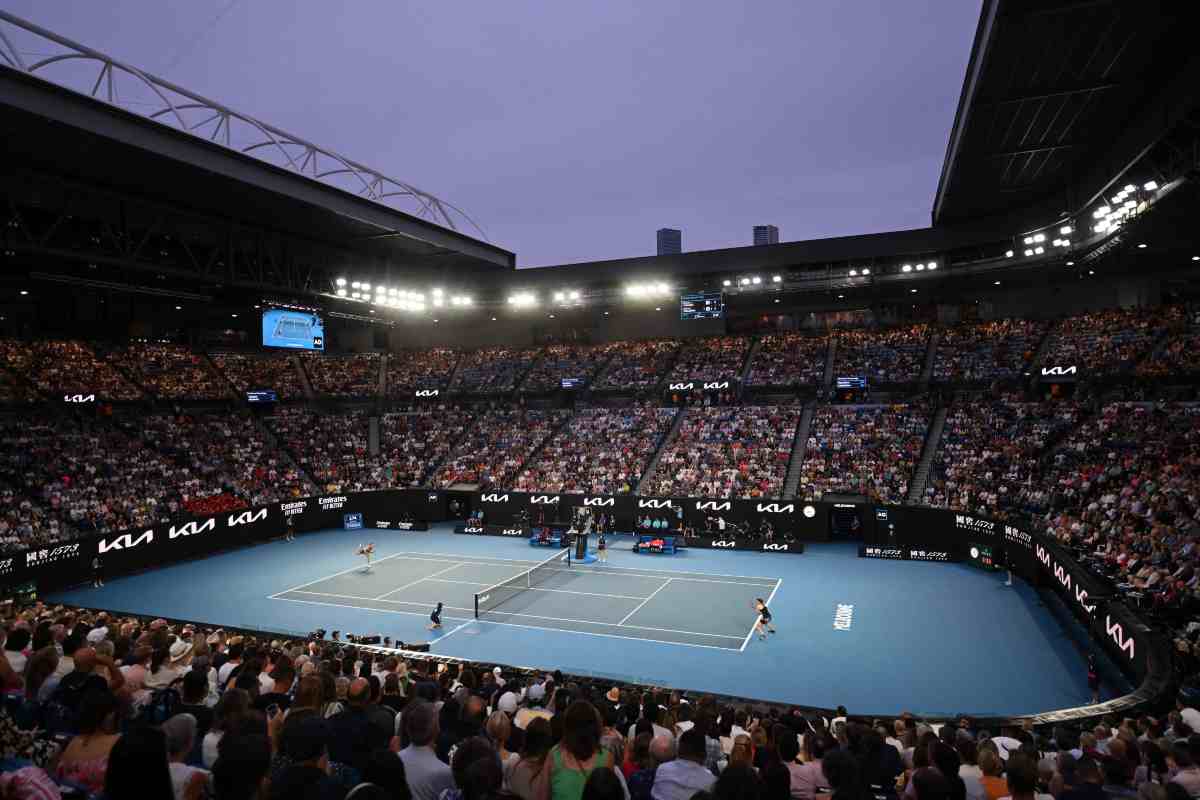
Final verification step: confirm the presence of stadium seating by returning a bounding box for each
[834,325,930,383]
[1042,306,1184,373]
[0,340,141,401]
[510,405,677,494]
[302,352,380,398]
[521,343,617,392]
[110,343,229,400]
[452,347,540,394]
[385,347,458,396]
[932,319,1048,382]
[922,398,1082,515]
[746,333,828,388]
[799,405,929,502]
[646,406,800,498]
[430,408,568,488]
[668,336,750,383]
[210,352,306,400]
[594,338,680,391]
[379,410,474,487]
[0,484,72,553]
[268,408,374,493]
[1136,327,1200,377]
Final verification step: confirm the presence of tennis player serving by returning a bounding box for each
[753,597,776,641]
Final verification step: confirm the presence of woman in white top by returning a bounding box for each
[202,689,252,769]
[162,713,210,800]
[144,640,192,691]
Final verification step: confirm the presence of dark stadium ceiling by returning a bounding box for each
[933,0,1200,230]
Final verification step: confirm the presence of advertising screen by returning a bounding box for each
[262,309,324,351]
[680,291,724,320]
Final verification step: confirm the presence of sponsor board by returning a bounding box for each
[710,540,736,548]
[907,549,951,562]
[1041,366,1077,376]
[375,521,392,529]
[500,528,525,536]
[168,518,217,539]
[583,497,614,507]
[756,503,794,514]
[695,501,731,512]
[480,493,510,503]
[1106,614,1135,659]
[24,543,82,568]
[860,546,905,560]
[228,508,268,527]
[462,527,484,534]
[280,501,308,517]
[762,543,791,552]
[0,557,13,576]
[99,530,154,554]
[529,495,559,505]
[954,515,996,533]
[638,499,674,509]
[63,393,96,403]
[668,382,694,391]
[1036,543,1097,616]
[343,513,364,531]
[1003,524,1032,549]
[319,496,348,510]
[415,389,440,397]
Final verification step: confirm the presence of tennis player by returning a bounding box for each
[597,533,608,564]
[428,602,444,631]
[285,515,295,543]
[754,597,776,640]
[357,542,375,571]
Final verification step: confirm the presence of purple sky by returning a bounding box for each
[7,1,980,267]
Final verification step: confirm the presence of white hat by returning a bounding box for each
[497,691,519,714]
[169,639,191,664]
[86,626,108,644]
[493,666,502,676]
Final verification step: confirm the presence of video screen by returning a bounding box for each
[680,290,724,320]
[262,309,324,351]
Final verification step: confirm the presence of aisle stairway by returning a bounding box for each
[920,331,939,385]
[635,407,686,495]
[823,337,837,388]
[906,405,948,504]
[783,401,815,499]
[737,337,761,398]
[378,353,389,398]
[292,355,315,399]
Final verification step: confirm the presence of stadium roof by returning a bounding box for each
[0,11,514,279]
[933,0,1200,229]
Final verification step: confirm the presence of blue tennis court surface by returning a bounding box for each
[270,550,778,650]
[47,525,1115,715]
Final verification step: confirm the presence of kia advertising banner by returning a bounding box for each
[4,488,442,592]
[467,491,835,543]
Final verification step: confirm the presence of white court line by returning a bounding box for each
[421,577,649,601]
[429,620,474,645]
[271,593,742,652]
[618,578,673,625]
[740,578,783,653]
[395,551,781,584]
[374,562,463,600]
[279,589,743,639]
[267,552,408,599]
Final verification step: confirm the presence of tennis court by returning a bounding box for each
[269,549,781,650]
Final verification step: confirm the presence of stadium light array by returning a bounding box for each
[751,276,762,285]
[1144,181,1158,191]
[901,264,912,273]
[625,282,671,298]
[772,275,782,283]
[1006,250,1014,258]
[336,278,347,287]
[722,279,731,287]
[849,269,857,276]
[508,292,538,308]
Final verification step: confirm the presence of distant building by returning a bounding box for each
[754,225,779,246]
[656,228,682,256]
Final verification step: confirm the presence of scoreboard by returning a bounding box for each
[680,290,724,320]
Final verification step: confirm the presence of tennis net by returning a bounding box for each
[474,548,571,618]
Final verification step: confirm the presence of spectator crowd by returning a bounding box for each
[835,326,930,384]
[304,354,381,399]
[747,334,828,389]
[595,340,680,392]
[933,320,1047,383]
[211,353,306,400]
[800,406,929,503]
[111,344,230,401]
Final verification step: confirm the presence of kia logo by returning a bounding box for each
[638,500,673,509]
[1041,366,1077,376]
[711,540,736,548]
[669,382,694,391]
[1106,614,1135,659]
[169,518,217,539]
[756,503,794,514]
[416,389,440,397]
[63,393,96,403]
[228,509,268,527]
[501,528,524,536]
[98,530,154,553]
[481,493,509,503]
[463,527,484,533]
[762,543,789,551]
[530,495,559,504]
[703,381,729,390]
[695,501,730,512]
[477,594,490,604]
[583,498,614,507]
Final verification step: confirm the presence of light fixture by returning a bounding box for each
[369,309,375,314]
[361,283,371,292]
[432,288,443,297]
[901,264,912,273]
[1192,256,1199,262]
[508,292,537,308]
[910,289,917,293]
[569,290,581,301]
[739,278,750,286]
[861,268,870,275]
[336,278,347,287]
[231,313,238,318]
[1088,270,1095,275]
[1034,246,1044,254]
[1060,225,1072,235]
[774,298,780,303]
[603,311,609,315]
[1005,250,1014,258]
[1023,236,1033,245]
[927,262,937,270]
[1137,243,1147,249]
[655,307,661,312]
[837,294,844,299]
[915,263,925,271]
[993,281,1001,286]
[175,305,182,310]
[771,275,782,283]
[1066,260,1075,266]
[1024,249,1034,257]
[722,279,731,287]
[351,281,361,289]
[19,290,28,296]
[548,314,555,319]
[751,276,762,285]
[553,291,565,302]
[1033,233,1046,243]
[1143,180,1158,191]
[1123,184,1135,193]
[849,269,858,277]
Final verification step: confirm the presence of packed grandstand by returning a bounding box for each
[6,1,1200,798]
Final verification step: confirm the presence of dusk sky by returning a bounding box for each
[5,1,981,267]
